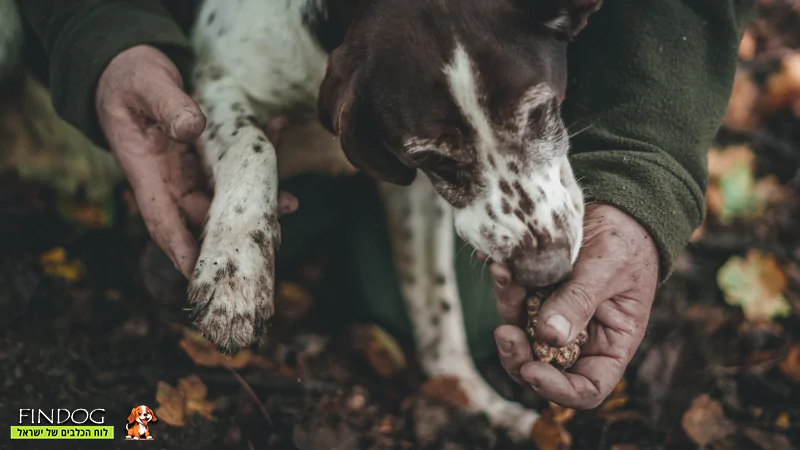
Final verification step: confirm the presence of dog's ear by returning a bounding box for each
[149,410,157,422]
[524,0,603,40]
[127,408,137,424]
[318,52,417,186]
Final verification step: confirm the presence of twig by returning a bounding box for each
[226,366,274,428]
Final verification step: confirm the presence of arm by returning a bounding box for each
[17,0,198,148]
[563,0,756,281]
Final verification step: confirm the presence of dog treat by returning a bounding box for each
[525,289,588,371]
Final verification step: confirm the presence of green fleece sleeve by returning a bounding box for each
[563,0,756,282]
[17,0,198,148]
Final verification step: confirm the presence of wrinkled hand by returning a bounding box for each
[491,204,659,409]
[96,45,296,278]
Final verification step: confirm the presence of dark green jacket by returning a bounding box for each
[17,0,755,283]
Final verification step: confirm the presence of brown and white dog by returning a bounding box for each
[188,0,601,440]
[125,405,157,440]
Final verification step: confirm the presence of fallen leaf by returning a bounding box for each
[610,445,638,450]
[761,51,800,115]
[155,381,187,427]
[362,324,407,377]
[419,376,469,408]
[177,374,208,401]
[776,412,790,430]
[39,247,83,283]
[600,378,629,411]
[531,408,572,450]
[178,327,253,369]
[778,345,800,383]
[717,250,791,322]
[739,28,757,60]
[274,281,314,321]
[549,402,576,425]
[742,427,794,450]
[681,394,735,446]
[722,70,760,132]
[57,196,114,229]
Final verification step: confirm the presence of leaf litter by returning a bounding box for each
[3,2,800,449]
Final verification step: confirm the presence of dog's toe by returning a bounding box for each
[188,218,278,352]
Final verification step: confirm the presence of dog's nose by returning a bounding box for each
[508,240,573,289]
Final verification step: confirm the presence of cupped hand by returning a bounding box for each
[491,204,659,409]
[96,45,296,278]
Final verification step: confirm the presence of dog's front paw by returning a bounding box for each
[188,209,280,353]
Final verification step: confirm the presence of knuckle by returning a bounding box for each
[563,282,596,318]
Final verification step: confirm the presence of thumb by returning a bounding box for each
[137,70,205,143]
[536,250,624,347]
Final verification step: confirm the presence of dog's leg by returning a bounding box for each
[188,57,280,352]
[381,176,540,441]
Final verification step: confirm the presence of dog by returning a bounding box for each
[188,0,601,440]
[125,405,157,440]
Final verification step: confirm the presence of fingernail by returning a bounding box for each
[498,339,512,354]
[495,277,508,288]
[545,314,571,342]
[173,111,201,138]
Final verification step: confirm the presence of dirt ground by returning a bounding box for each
[3,1,800,449]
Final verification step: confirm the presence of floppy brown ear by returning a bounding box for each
[317,55,416,186]
[562,0,602,37]
[528,0,603,40]
[127,409,137,424]
[149,410,157,422]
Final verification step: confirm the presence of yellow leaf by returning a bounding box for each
[363,324,407,377]
[776,412,790,430]
[177,374,208,401]
[178,327,253,369]
[39,247,83,283]
[717,250,791,322]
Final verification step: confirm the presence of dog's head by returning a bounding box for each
[127,406,157,425]
[319,0,601,288]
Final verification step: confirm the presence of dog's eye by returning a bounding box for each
[413,151,460,184]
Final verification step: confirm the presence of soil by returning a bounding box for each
[2,2,800,449]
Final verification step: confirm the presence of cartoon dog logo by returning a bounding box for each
[125,405,157,440]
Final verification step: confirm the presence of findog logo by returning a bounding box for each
[125,405,157,440]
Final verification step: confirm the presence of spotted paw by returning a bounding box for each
[188,209,280,353]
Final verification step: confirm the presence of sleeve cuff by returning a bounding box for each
[570,150,706,283]
[47,3,195,148]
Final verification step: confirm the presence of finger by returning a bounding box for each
[490,263,527,326]
[494,325,534,386]
[277,190,299,216]
[179,190,212,230]
[536,244,626,347]
[137,77,206,143]
[519,355,624,409]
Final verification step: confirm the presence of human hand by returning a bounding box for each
[96,45,296,278]
[490,204,659,409]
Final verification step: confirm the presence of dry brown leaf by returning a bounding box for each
[600,378,629,411]
[155,381,187,427]
[549,402,576,425]
[779,344,800,383]
[419,376,469,408]
[722,70,760,132]
[681,394,735,446]
[761,52,800,114]
[274,281,314,321]
[739,28,757,61]
[178,327,253,369]
[362,325,407,377]
[177,374,208,401]
[155,375,217,426]
[531,408,572,450]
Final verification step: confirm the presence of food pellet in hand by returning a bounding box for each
[525,292,588,371]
